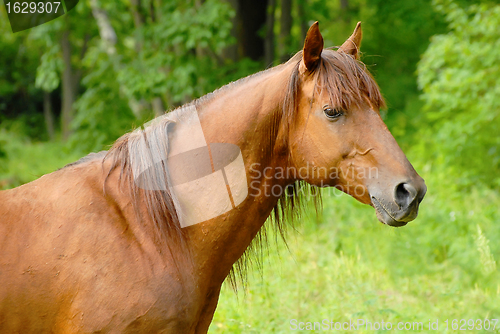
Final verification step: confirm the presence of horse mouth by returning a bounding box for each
[371,197,408,227]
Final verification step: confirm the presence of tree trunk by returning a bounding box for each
[264,0,275,66]
[90,0,117,55]
[279,0,292,62]
[222,0,239,62]
[340,0,348,11]
[221,0,268,61]
[60,29,76,140]
[43,91,55,140]
[152,97,164,117]
[297,0,308,42]
[236,0,268,61]
[130,0,144,28]
[130,0,144,52]
[91,0,149,118]
[340,0,349,23]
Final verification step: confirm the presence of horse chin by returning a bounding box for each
[371,198,408,227]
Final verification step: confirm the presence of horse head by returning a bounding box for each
[288,22,426,226]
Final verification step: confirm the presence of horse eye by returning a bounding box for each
[323,106,343,119]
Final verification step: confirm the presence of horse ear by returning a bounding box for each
[302,21,324,72]
[338,22,362,59]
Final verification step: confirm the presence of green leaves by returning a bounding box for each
[70,46,135,152]
[117,0,235,104]
[69,0,240,151]
[417,0,500,187]
[35,44,62,92]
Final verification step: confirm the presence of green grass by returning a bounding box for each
[209,162,500,333]
[0,129,85,189]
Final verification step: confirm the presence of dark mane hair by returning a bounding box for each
[100,48,385,286]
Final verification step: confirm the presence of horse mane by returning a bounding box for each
[61,151,108,169]
[99,48,385,286]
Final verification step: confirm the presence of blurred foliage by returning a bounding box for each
[0,129,83,189]
[357,0,446,113]
[1,0,500,330]
[70,0,263,150]
[0,13,46,139]
[116,0,235,101]
[0,0,261,151]
[284,0,447,116]
[417,0,500,188]
[0,0,449,151]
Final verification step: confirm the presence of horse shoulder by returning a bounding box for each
[0,160,200,332]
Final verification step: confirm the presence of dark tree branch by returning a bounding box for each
[264,0,275,67]
[279,0,292,62]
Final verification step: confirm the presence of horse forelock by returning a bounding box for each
[282,50,385,122]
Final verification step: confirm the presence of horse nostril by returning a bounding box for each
[394,182,418,208]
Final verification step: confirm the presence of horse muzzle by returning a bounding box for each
[370,178,427,227]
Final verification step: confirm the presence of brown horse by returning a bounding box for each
[0,22,425,333]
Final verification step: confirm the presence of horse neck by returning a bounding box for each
[198,63,293,167]
[186,63,296,285]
